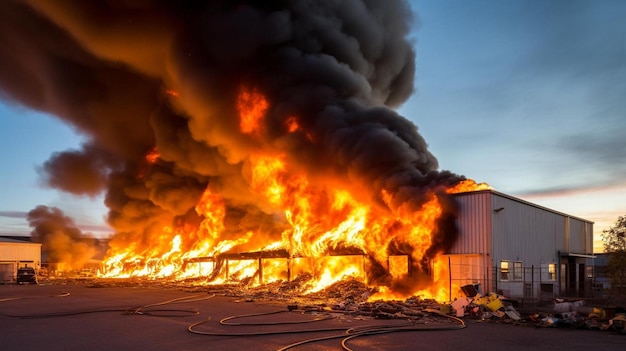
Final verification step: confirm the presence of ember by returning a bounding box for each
[0,1,490,301]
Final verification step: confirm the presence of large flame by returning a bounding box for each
[100,86,489,302]
[0,1,493,303]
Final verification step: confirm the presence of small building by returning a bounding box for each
[0,237,42,283]
[442,189,594,302]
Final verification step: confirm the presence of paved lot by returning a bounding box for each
[1,283,624,351]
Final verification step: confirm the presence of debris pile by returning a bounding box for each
[440,285,626,334]
[43,276,626,333]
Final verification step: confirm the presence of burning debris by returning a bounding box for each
[0,1,489,298]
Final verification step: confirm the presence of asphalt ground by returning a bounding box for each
[1,283,625,351]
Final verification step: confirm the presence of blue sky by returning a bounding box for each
[0,104,109,236]
[405,0,625,194]
[1,0,625,251]
[401,0,626,252]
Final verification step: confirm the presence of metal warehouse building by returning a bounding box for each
[443,189,594,302]
[0,237,42,283]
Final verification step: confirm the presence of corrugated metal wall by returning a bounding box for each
[448,191,493,294]
[450,190,594,260]
[0,241,41,282]
[490,194,563,264]
[445,190,594,300]
[449,191,491,255]
[0,242,41,262]
[567,218,593,254]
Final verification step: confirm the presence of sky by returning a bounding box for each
[1,0,624,252]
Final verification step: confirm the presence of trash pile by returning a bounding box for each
[52,276,626,333]
[447,291,522,321]
[442,284,626,334]
[524,301,626,333]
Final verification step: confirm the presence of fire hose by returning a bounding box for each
[2,290,465,349]
[277,311,466,351]
[125,293,216,316]
[1,293,214,319]
[187,306,466,350]
[0,291,70,302]
[188,309,348,336]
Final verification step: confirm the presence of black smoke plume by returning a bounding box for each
[1,1,467,289]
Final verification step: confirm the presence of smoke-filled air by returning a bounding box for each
[0,0,487,299]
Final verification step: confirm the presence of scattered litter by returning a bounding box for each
[542,316,560,326]
[473,293,504,312]
[460,284,480,298]
[609,313,626,334]
[42,276,626,335]
[451,297,471,317]
[504,305,521,320]
[554,298,585,312]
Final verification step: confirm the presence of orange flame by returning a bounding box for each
[285,116,300,133]
[101,86,491,303]
[145,147,160,164]
[237,85,269,135]
[447,179,491,194]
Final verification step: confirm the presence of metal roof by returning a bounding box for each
[0,236,39,245]
[452,189,594,224]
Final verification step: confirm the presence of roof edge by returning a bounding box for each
[452,189,594,224]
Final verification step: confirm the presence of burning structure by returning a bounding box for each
[0,1,519,300]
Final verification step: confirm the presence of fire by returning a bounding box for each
[447,179,491,194]
[237,85,269,135]
[100,85,490,303]
[285,116,300,133]
[249,154,288,206]
[145,147,160,164]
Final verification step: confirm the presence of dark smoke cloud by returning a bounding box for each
[37,143,119,196]
[27,205,97,269]
[0,1,467,285]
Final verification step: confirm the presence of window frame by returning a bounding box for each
[513,261,523,281]
[500,260,510,281]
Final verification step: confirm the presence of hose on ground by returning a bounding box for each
[275,312,466,351]
[188,306,466,351]
[0,291,70,302]
[2,293,214,319]
[188,309,348,336]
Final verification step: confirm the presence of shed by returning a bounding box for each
[440,189,594,302]
[0,237,42,283]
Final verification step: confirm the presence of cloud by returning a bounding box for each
[515,180,626,199]
[0,211,27,219]
[76,224,113,235]
[408,0,626,195]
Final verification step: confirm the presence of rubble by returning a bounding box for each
[473,293,504,312]
[432,286,626,334]
[553,298,585,313]
[608,311,626,334]
[38,276,626,334]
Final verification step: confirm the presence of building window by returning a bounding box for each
[500,261,509,281]
[586,266,593,278]
[548,263,557,281]
[513,261,523,281]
